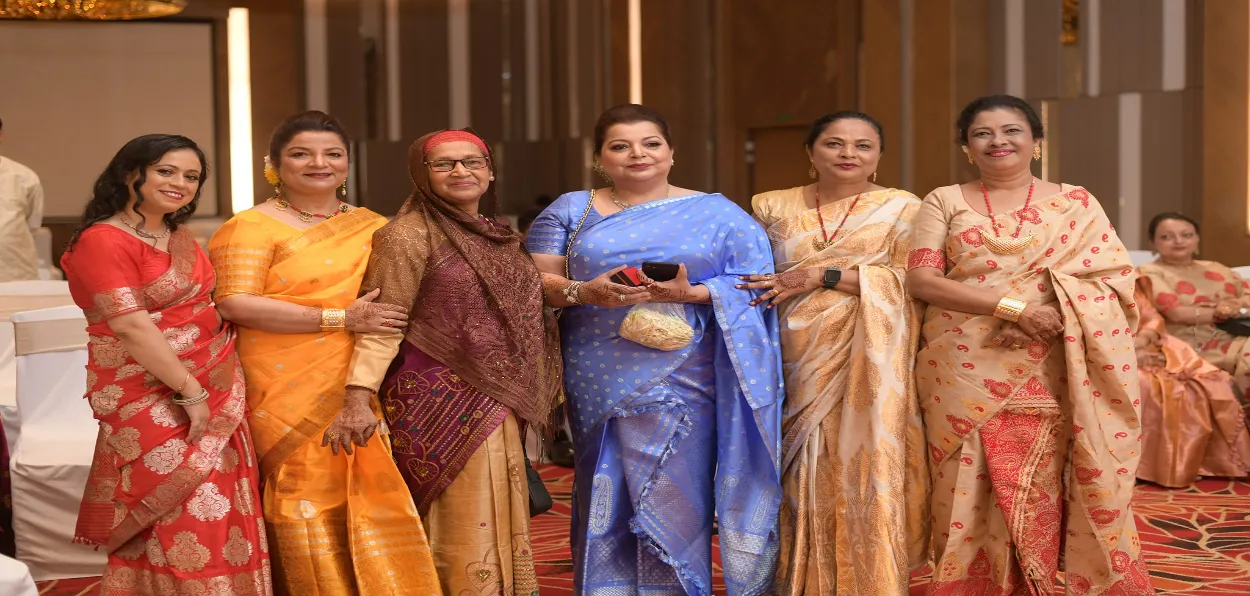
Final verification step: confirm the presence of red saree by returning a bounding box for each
[62,225,271,595]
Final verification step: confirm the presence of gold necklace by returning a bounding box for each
[274,197,350,222]
[610,185,672,211]
[119,214,170,242]
[980,179,1036,254]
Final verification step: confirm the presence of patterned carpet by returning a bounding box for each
[34,467,1250,595]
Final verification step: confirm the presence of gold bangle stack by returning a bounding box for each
[994,297,1027,322]
[321,308,346,331]
[173,387,209,406]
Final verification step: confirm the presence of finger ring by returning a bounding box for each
[1011,342,1023,349]
[618,294,627,301]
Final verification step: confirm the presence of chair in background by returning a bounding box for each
[0,555,37,596]
[1128,250,1155,267]
[7,306,105,580]
[0,281,75,455]
[32,228,62,281]
[1233,266,1250,280]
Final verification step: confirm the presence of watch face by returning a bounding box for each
[823,268,841,286]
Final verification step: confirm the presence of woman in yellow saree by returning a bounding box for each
[742,112,929,595]
[906,96,1152,594]
[208,111,440,595]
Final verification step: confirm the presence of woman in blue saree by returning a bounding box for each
[527,104,784,596]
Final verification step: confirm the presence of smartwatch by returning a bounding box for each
[822,268,842,289]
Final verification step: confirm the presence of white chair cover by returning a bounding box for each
[0,282,75,455]
[0,555,37,596]
[1233,266,1250,281]
[8,305,105,580]
[1128,250,1155,267]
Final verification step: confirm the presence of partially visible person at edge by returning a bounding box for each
[207,111,440,594]
[526,103,784,595]
[1133,263,1250,488]
[904,94,1153,594]
[62,134,270,594]
[740,111,929,595]
[343,129,560,594]
[0,116,45,282]
[1138,212,1250,425]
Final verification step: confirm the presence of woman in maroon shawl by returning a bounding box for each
[343,129,561,595]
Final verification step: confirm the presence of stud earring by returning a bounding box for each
[808,164,817,179]
[1033,146,1042,161]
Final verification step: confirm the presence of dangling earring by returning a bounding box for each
[593,161,613,184]
[808,163,817,179]
[338,179,348,198]
[966,153,974,165]
[871,171,878,183]
[1033,145,1042,161]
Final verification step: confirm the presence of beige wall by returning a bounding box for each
[0,21,217,218]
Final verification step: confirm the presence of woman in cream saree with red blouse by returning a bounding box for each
[908,184,1152,595]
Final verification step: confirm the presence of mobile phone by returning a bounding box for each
[642,261,681,282]
[610,266,644,287]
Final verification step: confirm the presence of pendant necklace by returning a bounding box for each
[812,189,862,251]
[274,197,350,222]
[980,179,1036,255]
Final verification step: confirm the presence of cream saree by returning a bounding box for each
[753,187,930,595]
[909,184,1152,595]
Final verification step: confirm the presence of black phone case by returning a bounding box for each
[642,262,680,282]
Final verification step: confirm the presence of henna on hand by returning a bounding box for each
[775,269,812,291]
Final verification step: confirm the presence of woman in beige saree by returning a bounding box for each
[906,95,1152,595]
[1137,211,1250,421]
[1134,275,1250,487]
[741,112,929,595]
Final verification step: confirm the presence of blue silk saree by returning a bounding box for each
[527,191,784,595]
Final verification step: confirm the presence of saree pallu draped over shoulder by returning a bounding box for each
[64,226,271,595]
[208,209,440,596]
[908,185,1152,595]
[753,187,930,596]
[527,191,784,596]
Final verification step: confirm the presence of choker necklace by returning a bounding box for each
[120,214,171,243]
[274,197,350,222]
[812,189,862,251]
[980,179,1036,254]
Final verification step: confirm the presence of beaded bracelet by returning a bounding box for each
[993,297,1027,322]
[321,307,346,331]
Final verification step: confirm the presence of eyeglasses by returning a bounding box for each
[425,157,491,172]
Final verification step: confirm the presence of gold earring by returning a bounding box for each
[808,164,817,179]
[338,180,348,198]
[966,153,974,165]
[593,162,613,184]
[871,171,878,183]
[1033,146,1042,161]
[671,159,675,166]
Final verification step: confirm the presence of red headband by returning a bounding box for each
[422,130,489,157]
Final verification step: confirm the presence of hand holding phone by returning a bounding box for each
[641,261,681,282]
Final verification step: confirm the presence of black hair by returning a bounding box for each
[67,134,208,250]
[805,111,886,152]
[269,110,351,166]
[593,104,673,155]
[1147,211,1200,240]
[956,94,1044,145]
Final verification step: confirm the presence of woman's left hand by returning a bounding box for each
[643,265,709,304]
[737,268,822,308]
[1214,298,1243,321]
[322,387,380,456]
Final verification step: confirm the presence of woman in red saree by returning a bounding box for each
[61,135,270,595]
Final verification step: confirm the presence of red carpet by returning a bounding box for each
[34,467,1250,595]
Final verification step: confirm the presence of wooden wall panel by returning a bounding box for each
[1054,96,1120,224]
[398,1,451,139]
[469,0,505,141]
[860,0,904,190]
[1140,91,1189,243]
[1201,0,1250,264]
[325,1,367,137]
[1024,0,1062,100]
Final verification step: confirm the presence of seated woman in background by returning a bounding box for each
[1135,275,1250,487]
[1138,212,1250,425]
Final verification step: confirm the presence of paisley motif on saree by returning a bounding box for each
[754,187,930,595]
[909,184,1152,595]
[63,226,270,594]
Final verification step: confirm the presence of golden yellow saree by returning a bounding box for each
[208,209,440,596]
[753,187,930,595]
[908,184,1152,595]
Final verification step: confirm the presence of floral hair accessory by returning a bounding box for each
[263,156,281,187]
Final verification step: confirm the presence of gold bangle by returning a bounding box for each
[173,372,191,394]
[994,297,1027,322]
[173,387,209,406]
[320,308,346,331]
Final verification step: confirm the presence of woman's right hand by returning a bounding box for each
[322,387,380,456]
[578,266,651,308]
[345,288,409,333]
[1137,349,1166,370]
[1016,303,1064,341]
